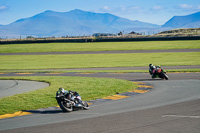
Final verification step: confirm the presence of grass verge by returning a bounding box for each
[0,40,200,53]
[0,76,137,115]
[0,52,199,70]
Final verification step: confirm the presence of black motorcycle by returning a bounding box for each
[151,67,169,80]
[55,89,89,112]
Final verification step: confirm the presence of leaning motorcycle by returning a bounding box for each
[55,89,89,112]
[152,67,169,80]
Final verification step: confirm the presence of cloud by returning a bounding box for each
[119,5,141,12]
[0,5,9,12]
[152,6,162,10]
[99,6,111,12]
[99,5,141,13]
[103,6,110,11]
[178,4,200,10]
[179,4,193,9]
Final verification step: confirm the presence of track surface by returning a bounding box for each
[0,48,199,55]
[0,72,200,133]
[0,80,49,98]
[0,49,200,133]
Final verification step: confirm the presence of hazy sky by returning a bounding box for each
[0,0,200,25]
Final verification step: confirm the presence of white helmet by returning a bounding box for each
[59,87,65,93]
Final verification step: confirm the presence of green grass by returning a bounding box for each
[0,40,200,53]
[0,76,137,115]
[0,52,199,70]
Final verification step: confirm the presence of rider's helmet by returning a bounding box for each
[59,87,65,93]
[74,91,78,95]
[149,64,153,67]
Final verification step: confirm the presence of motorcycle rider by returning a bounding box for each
[69,90,83,107]
[149,64,159,78]
[59,88,82,107]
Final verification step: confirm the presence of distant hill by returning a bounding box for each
[0,9,160,38]
[162,11,200,28]
[1,10,199,38]
[155,28,200,36]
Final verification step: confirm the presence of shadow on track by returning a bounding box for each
[25,107,64,114]
[130,79,165,81]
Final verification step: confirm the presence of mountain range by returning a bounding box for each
[162,11,200,28]
[0,9,199,38]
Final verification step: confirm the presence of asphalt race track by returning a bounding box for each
[0,49,200,55]
[0,80,49,98]
[0,72,200,133]
[0,49,200,133]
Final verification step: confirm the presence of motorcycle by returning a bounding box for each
[152,67,169,80]
[55,88,89,112]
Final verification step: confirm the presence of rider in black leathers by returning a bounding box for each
[69,90,82,106]
[59,88,82,107]
[149,64,160,78]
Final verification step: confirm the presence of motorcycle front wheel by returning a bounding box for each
[58,101,73,112]
[161,72,169,80]
[82,101,90,110]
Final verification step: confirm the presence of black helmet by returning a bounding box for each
[149,64,153,67]
[74,92,78,95]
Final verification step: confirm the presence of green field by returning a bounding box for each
[0,52,199,70]
[0,40,200,53]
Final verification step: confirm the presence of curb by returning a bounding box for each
[87,82,152,105]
